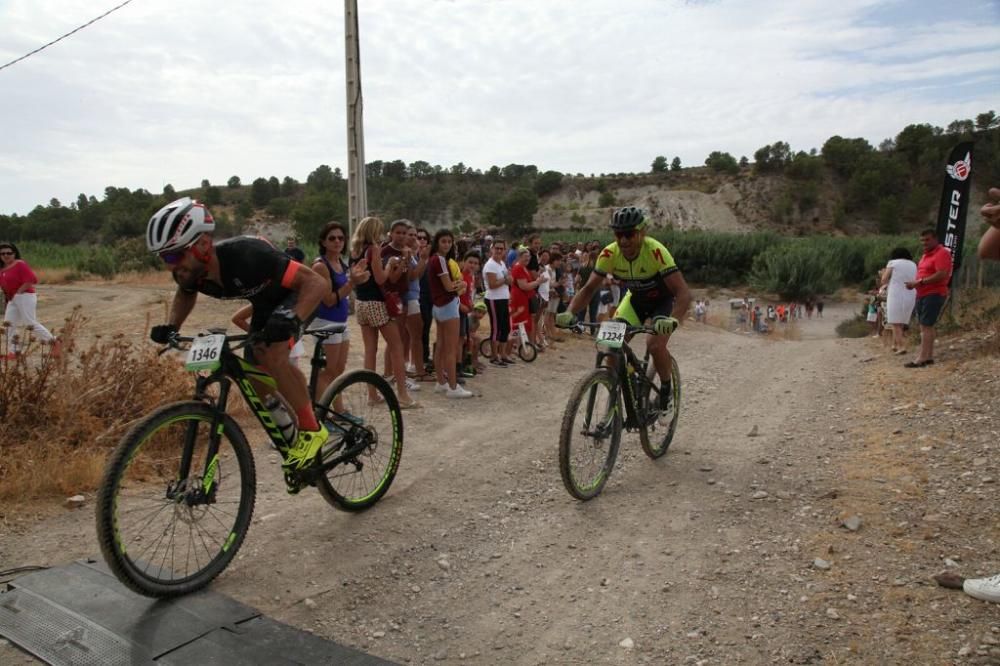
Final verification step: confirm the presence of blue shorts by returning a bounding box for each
[915,294,946,327]
[433,298,460,322]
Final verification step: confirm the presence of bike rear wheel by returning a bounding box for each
[95,401,256,598]
[479,338,493,359]
[314,370,403,511]
[639,356,681,459]
[558,368,622,500]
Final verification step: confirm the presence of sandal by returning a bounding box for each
[904,359,933,368]
[398,399,421,410]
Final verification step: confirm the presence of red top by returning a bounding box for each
[0,260,38,301]
[460,270,474,310]
[510,262,534,299]
[427,255,457,307]
[916,244,952,297]
[380,242,409,297]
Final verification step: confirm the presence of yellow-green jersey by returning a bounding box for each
[594,237,678,307]
[593,237,679,326]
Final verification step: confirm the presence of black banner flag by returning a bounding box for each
[935,141,974,282]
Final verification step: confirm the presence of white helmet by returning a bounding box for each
[146,197,215,253]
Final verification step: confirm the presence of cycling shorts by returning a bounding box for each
[614,290,674,327]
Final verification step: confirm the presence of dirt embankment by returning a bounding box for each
[1,284,998,665]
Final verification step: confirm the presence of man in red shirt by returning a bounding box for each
[903,228,953,368]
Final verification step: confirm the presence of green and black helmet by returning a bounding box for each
[609,206,647,231]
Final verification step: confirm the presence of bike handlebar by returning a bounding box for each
[557,321,657,336]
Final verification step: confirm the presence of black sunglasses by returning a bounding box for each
[326,235,345,241]
[613,229,638,239]
[0,251,14,256]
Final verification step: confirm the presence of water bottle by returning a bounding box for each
[264,395,297,444]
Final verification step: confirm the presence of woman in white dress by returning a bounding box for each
[880,247,917,354]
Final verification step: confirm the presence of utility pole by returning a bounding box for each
[344,0,368,239]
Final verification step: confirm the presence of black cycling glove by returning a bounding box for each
[260,309,301,343]
[150,324,178,344]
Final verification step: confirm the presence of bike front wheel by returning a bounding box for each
[558,368,622,500]
[95,401,256,597]
[314,370,404,511]
[518,341,537,362]
[640,356,681,459]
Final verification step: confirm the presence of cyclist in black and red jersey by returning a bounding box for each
[146,197,329,492]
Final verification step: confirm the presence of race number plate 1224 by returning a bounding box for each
[596,321,626,349]
[185,334,225,371]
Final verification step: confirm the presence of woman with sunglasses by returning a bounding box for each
[311,222,366,404]
[0,242,58,359]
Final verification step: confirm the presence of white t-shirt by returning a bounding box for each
[483,257,510,300]
[537,265,551,301]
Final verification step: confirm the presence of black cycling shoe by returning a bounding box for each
[659,383,673,411]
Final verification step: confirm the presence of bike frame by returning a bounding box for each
[593,341,652,430]
[172,334,369,496]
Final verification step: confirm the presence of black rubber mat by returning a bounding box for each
[0,559,395,665]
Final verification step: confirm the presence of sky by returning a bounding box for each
[1,0,998,215]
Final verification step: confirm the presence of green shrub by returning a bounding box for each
[750,243,839,301]
[74,249,117,279]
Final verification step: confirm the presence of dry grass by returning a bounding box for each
[33,267,76,284]
[0,307,190,507]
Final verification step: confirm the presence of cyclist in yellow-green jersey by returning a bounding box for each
[557,206,692,408]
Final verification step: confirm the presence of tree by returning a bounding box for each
[280,176,298,197]
[365,160,384,180]
[821,136,873,178]
[251,178,271,207]
[946,119,975,136]
[307,165,336,192]
[975,110,998,131]
[786,152,822,181]
[738,156,749,169]
[268,176,281,200]
[651,156,668,173]
[670,156,682,171]
[201,179,211,189]
[383,160,407,180]
[489,188,537,234]
[204,186,222,206]
[409,160,433,178]
[534,170,563,196]
[162,184,176,198]
[704,151,739,174]
[894,123,937,167]
[266,197,292,218]
[753,141,791,173]
[877,196,901,234]
[227,175,241,188]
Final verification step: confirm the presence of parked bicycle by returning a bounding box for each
[95,323,403,597]
[479,321,537,362]
[556,320,680,500]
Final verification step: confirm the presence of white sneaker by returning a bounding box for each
[405,362,416,375]
[964,573,1000,604]
[446,385,473,399]
[434,382,449,393]
[405,378,421,392]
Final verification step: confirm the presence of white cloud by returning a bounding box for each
[1,0,998,213]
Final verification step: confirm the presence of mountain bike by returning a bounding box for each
[556,320,681,501]
[95,324,403,597]
[479,321,537,362]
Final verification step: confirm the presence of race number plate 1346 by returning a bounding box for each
[596,321,626,349]
[185,334,225,371]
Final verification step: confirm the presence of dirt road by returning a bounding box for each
[2,280,998,664]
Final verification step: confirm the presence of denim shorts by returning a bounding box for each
[432,298,460,321]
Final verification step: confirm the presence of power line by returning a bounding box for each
[0,0,138,73]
